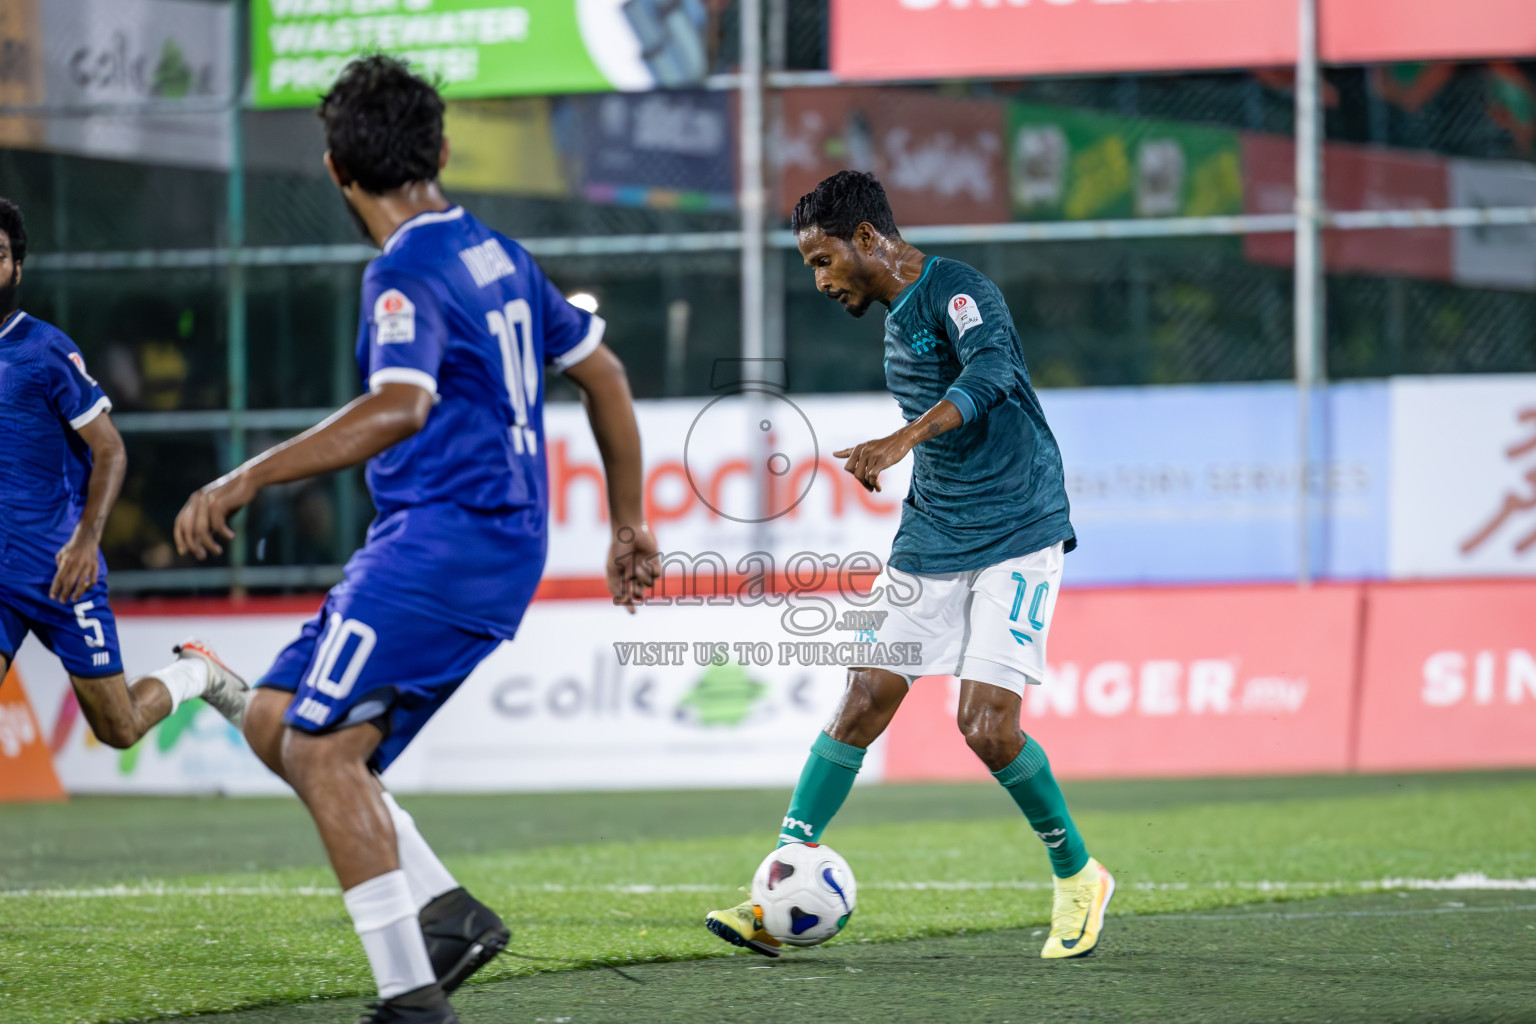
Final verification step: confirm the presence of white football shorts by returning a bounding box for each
[858,542,1065,697]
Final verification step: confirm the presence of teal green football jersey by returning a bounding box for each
[881,256,1075,573]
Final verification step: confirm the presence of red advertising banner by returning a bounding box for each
[1243,133,1453,281]
[1355,581,1536,771]
[832,0,1536,82]
[1323,0,1536,65]
[776,88,1009,226]
[832,0,1297,82]
[882,584,1362,781]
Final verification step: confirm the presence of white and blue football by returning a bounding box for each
[750,841,858,947]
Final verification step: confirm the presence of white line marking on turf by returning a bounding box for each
[0,884,342,898]
[3,873,1533,899]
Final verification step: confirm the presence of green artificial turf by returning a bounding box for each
[193,889,1536,1024]
[0,774,1532,1023]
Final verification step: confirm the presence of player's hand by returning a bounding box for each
[607,524,660,614]
[174,472,258,560]
[50,527,101,604]
[834,431,914,493]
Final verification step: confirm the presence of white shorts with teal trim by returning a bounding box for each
[858,542,1065,696]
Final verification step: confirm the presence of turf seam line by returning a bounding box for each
[1144,902,1536,922]
[504,950,646,984]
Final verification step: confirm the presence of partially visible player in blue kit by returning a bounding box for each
[173,57,658,1024]
[0,197,249,746]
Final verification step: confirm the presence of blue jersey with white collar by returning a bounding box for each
[0,312,113,584]
[344,206,604,635]
[358,205,602,516]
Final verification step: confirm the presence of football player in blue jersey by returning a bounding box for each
[173,57,658,1024]
[0,198,250,749]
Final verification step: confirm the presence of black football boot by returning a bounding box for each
[419,887,511,992]
[355,982,458,1024]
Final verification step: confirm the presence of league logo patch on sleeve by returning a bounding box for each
[374,288,416,344]
[947,294,983,336]
[67,352,99,385]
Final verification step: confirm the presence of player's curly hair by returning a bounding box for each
[0,197,27,265]
[790,170,900,241]
[319,54,444,194]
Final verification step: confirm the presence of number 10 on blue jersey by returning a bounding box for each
[486,298,539,455]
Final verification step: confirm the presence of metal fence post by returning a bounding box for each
[739,0,770,537]
[1293,0,1323,588]
[227,0,249,594]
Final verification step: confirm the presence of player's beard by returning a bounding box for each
[340,191,372,242]
[0,266,19,319]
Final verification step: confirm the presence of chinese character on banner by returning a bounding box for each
[1461,407,1536,556]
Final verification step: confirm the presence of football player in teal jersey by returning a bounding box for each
[705,171,1113,960]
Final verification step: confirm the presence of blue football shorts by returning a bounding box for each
[0,576,124,678]
[258,577,533,774]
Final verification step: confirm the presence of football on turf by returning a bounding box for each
[750,842,858,947]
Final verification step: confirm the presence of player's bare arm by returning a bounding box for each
[563,342,660,610]
[834,398,963,493]
[51,412,126,603]
[174,382,433,559]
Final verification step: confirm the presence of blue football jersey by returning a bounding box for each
[0,312,113,584]
[342,206,604,635]
[357,206,601,516]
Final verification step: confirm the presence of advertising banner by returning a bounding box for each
[562,90,735,211]
[252,0,708,109]
[386,599,855,792]
[831,0,1297,83]
[0,667,66,801]
[440,98,569,198]
[776,88,1010,226]
[883,584,1363,781]
[21,0,234,169]
[1322,0,1536,65]
[0,0,44,149]
[1388,375,1536,579]
[545,383,1388,587]
[1009,104,1243,221]
[14,613,313,796]
[830,0,1536,82]
[543,393,911,579]
[1355,581,1536,771]
[1448,159,1536,292]
[10,577,1533,795]
[1244,134,1453,281]
[1040,382,1389,583]
[10,597,857,795]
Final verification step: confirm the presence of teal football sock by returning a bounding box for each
[778,732,865,846]
[992,737,1090,878]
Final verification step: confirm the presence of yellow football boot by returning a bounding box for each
[704,897,783,958]
[1040,857,1115,959]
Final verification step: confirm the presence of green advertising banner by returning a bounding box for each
[252,0,707,110]
[1008,103,1244,221]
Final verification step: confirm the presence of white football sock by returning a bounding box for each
[143,658,208,714]
[343,870,436,999]
[382,792,460,910]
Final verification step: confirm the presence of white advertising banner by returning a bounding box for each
[13,598,867,795]
[1449,159,1536,292]
[15,615,302,796]
[36,0,233,169]
[543,394,911,579]
[1389,375,1536,578]
[386,599,860,793]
